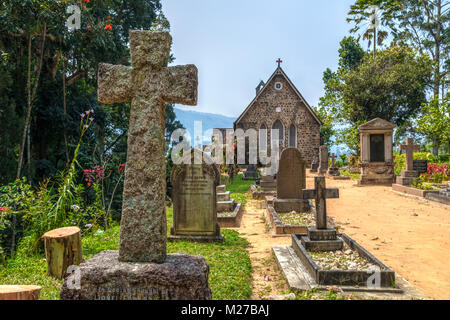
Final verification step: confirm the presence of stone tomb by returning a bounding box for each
[273,148,310,213]
[395,138,420,186]
[318,145,328,175]
[61,31,211,300]
[358,118,396,186]
[170,149,223,242]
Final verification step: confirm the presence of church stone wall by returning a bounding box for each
[235,72,321,166]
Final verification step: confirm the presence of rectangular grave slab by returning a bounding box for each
[291,233,396,288]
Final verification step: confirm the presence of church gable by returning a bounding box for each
[235,67,322,128]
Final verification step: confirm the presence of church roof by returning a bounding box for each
[234,67,322,126]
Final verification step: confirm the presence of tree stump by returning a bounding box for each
[0,285,41,300]
[42,227,83,279]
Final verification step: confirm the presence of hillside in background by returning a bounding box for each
[174,107,236,145]
[173,107,349,155]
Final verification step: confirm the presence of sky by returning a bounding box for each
[162,0,359,118]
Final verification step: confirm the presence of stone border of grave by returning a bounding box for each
[325,173,351,180]
[217,203,244,228]
[291,233,396,288]
[425,192,450,206]
[250,184,276,200]
[264,204,336,237]
[392,184,440,198]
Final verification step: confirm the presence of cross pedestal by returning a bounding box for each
[301,176,343,251]
[60,31,212,300]
[396,138,420,186]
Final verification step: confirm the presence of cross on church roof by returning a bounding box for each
[276,58,283,68]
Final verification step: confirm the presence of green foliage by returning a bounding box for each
[417,95,450,152]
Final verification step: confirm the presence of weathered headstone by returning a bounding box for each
[318,145,328,175]
[396,138,421,186]
[274,148,310,212]
[169,149,223,241]
[243,164,259,180]
[301,176,342,251]
[327,153,340,176]
[260,174,276,191]
[60,31,212,300]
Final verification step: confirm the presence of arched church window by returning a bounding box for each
[271,120,285,148]
[259,124,267,153]
[289,124,297,147]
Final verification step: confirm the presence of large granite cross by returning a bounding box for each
[302,176,339,229]
[400,138,420,171]
[98,31,198,263]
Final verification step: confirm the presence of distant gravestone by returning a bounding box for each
[170,149,223,241]
[318,146,328,175]
[277,148,306,199]
[396,138,421,186]
[243,164,258,180]
[327,153,340,176]
[413,160,428,175]
[274,148,310,212]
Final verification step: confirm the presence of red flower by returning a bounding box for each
[88,26,92,29]
[105,24,112,30]
[1,207,7,212]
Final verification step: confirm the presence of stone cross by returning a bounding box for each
[302,176,339,229]
[98,31,198,263]
[400,138,420,171]
[330,153,337,167]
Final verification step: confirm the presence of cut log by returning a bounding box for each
[42,226,83,279]
[0,285,41,300]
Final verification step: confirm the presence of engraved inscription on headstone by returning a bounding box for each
[170,150,222,241]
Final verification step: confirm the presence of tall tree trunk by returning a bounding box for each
[13,22,47,254]
[17,23,47,180]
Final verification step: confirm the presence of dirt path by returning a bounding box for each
[313,175,450,300]
[237,199,291,299]
[237,176,449,300]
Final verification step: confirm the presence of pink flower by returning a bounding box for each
[0,207,7,212]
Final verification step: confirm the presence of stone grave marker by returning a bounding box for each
[274,148,310,212]
[327,153,340,176]
[396,138,421,186]
[318,145,328,175]
[170,149,223,241]
[243,164,258,180]
[413,160,428,175]
[301,176,342,251]
[60,31,211,300]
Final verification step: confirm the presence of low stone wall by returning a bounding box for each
[425,193,450,206]
[218,203,244,228]
[265,205,308,236]
[392,184,440,198]
[250,184,276,200]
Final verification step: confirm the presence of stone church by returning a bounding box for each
[232,62,322,166]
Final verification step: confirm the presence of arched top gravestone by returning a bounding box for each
[277,148,306,199]
[170,149,222,241]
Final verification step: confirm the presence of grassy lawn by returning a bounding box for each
[0,207,252,300]
[224,174,254,209]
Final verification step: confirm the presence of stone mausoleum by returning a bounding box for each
[215,61,322,166]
